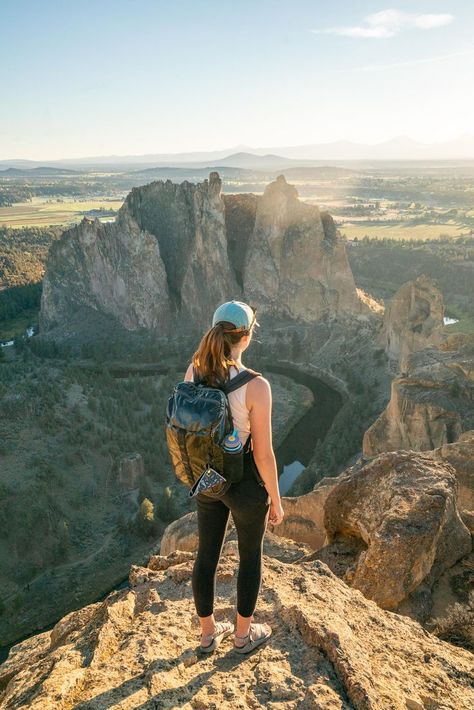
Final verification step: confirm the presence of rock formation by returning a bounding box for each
[1,537,473,709]
[363,336,474,456]
[313,449,471,611]
[222,193,258,289]
[432,430,474,531]
[118,452,144,490]
[125,172,239,324]
[244,175,359,322]
[39,208,172,335]
[39,173,362,343]
[380,274,445,369]
[40,173,239,340]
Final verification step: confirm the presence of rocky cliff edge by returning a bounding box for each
[1,534,473,709]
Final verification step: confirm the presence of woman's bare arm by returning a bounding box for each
[247,377,281,505]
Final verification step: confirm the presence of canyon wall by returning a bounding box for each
[39,173,362,343]
[243,175,360,322]
[363,335,474,455]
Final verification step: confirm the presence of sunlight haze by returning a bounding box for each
[1,0,473,159]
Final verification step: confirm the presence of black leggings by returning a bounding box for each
[192,452,270,618]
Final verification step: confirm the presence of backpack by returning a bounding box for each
[165,366,261,499]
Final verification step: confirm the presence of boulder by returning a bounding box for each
[160,511,199,556]
[432,430,474,529]
[264,476,338,550]
[315,450,471,610]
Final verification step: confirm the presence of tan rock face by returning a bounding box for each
[160,511,199,556]
[39,208,172,334]
[40,173,239,340]
[40,173,361,342]
[317,450,471,610]
[381,274,445,369]
[363,376,463,455]
[2,541,473,710]
[244,175,359,322]
[432,430,474,527]
[266,476,337,550]
[363,339,474,456]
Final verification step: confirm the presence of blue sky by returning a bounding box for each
[1,0,473,159]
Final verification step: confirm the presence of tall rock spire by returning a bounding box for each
[243,175,359,322]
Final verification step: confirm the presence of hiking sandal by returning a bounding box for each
[233,622,272,654]
[199,621,234,653]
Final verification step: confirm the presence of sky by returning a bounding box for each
[1,0,473,160]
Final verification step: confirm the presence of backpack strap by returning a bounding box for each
[192,366,262,394]
[221,369,261,395]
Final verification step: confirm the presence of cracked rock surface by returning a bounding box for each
[1,534,473,709]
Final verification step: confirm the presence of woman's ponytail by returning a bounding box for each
[191,320,250,387]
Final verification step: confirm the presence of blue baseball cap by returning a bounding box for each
[212,300,260,330]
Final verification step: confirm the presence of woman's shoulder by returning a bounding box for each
[245,374,271,414]
[246,372,271,396]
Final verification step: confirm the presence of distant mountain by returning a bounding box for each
[0,166,79,176]
[210,152,296,169]
[2,136,474,171]
[132,165,259,179]
[257,136,474,161]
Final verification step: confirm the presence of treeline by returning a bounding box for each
[0,226,60,291]
[0,180,109,206]
[0,282,42,322]
[0,187,33,206]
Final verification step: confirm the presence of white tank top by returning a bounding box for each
[226,364,251,448]
[192,363,251,447]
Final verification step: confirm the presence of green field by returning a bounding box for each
[0,198,124,228]
[341,220,471,241]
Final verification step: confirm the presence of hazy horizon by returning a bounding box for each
[3,135,474,166]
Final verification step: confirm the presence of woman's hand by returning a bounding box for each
[268,499,284,525]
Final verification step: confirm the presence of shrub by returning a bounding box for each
[136,497,158,538]
[429,592,474,652]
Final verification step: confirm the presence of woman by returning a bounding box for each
[183,300,285,654]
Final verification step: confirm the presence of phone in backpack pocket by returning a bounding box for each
[188,465,227,497]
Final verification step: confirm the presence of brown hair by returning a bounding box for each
[192,312,257,387]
